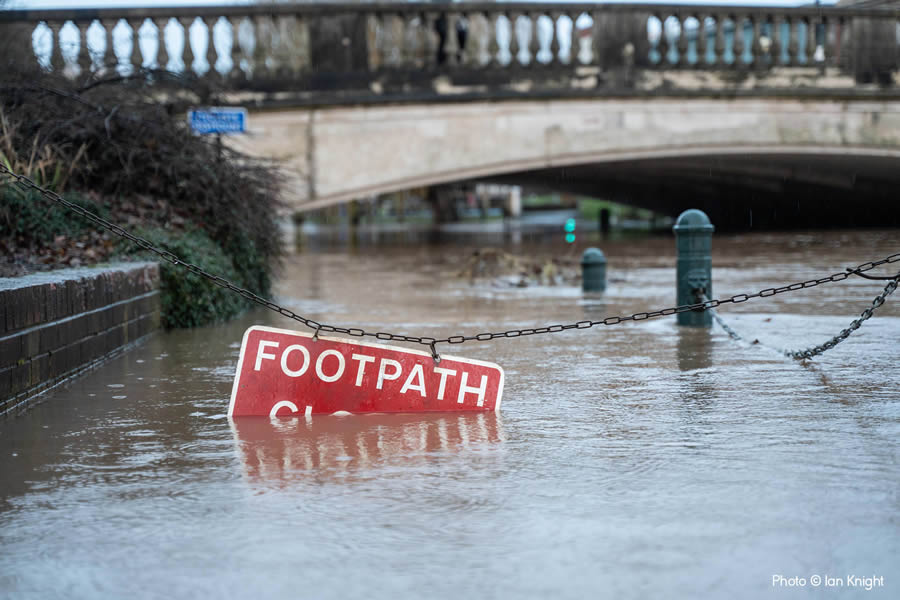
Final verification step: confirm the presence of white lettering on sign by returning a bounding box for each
[269,400,299,417]
[315,349,345,383]
[255,340,279,371]
[433,367,457,400]
[400,363,426,397]
[377,358,402,389]
[228,326,505,416]
[280,344,310,377]
[351,353,375,386]
[457,372,488,406]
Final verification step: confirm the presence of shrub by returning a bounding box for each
[0,187,107,245]
[120,227,251,329]
[0,64,283,326]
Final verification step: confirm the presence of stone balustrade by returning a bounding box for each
[1,3,898,100]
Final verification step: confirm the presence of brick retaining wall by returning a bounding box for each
[0,262,160,416]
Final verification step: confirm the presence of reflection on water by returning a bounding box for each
[676,326,713,372]
[231,413,505,483]
[1,230,899,599]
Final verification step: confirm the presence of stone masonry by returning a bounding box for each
[0,262,160,416]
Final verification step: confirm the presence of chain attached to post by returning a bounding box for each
[2,161,899,359]
[704,275,899,360]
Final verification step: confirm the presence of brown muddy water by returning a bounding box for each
[1,230,898,599]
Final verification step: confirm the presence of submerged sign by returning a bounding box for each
[188,107,248,135]
[228,326,504,416]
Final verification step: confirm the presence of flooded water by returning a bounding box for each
[1,229,898,599]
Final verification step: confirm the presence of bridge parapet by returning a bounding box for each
[2,3,899,103]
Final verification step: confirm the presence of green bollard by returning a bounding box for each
[581,247,607,293]
[673,209,714,327]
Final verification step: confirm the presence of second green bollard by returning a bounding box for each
[673,209,714,327]
[581,248,607,293]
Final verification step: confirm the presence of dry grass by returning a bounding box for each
[0,64,283,295]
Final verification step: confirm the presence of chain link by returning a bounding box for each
[706,278,899,359]
[3,162,899,360]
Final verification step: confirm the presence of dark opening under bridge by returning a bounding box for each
[4,2,900,229]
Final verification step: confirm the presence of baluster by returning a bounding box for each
[463,13,484,66]
[771,15,783,66]
[237,17,256,78]
[732,15,745,66]
[268,16,285,77]
[764,17,777,68]
[457,12,472,66]
[661,14,673,65]
[179,17,195,74]
[367,13,381,70]
[430,12,443,66]
[487,12,500,67]
[577,12,588,65]
[47,21,64,74]
[532,13,545,64]
[379,13,392,67]
[154,18,169,71]
[251,15,268,77]
[714,16,726,66]
[676,15,689,67]
[102,19,117,74]
[202,16,218,78]
[227,17,243,80]
[839,16,852,72]
[826,17,842,69]
[509,12,521,65]
[422,12,439,68]
[282,15,302,76]
[406,13,424,69]
[459,12,472,67]
[455,12,470,66]
[400,13,415,68]
[562,12,572,64]
[787,17,799,65]
[127,18,143,74]
[696,15,708,67]
[566,12,578,65]
[390,12,402,68]
[296,16,310,74]
[590,11,602,67]
[443,12,458,66]
[392,13,406,67]
[527,13,539,66]
[751,17,762,67]
[76,20,92,76]
[549,12,561,65]
[270,15,284,76]
[658,14,671,65]
[807,16,820,65]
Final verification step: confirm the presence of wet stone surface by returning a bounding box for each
[0,230,898,599]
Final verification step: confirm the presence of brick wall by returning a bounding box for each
[0,262,160,416]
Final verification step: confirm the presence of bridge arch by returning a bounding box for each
[235,97,900,227]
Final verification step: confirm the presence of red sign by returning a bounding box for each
[228,326,504,416]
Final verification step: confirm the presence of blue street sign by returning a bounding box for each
[188,107,248,135]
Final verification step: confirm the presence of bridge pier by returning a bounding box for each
[852,17,898,85]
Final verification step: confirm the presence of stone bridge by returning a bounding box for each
[4,2,900,228]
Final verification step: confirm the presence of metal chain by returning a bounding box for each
[3,162,899,361]
[784,277,898,359]
[705,278,899,359]
[709,305,747,344]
